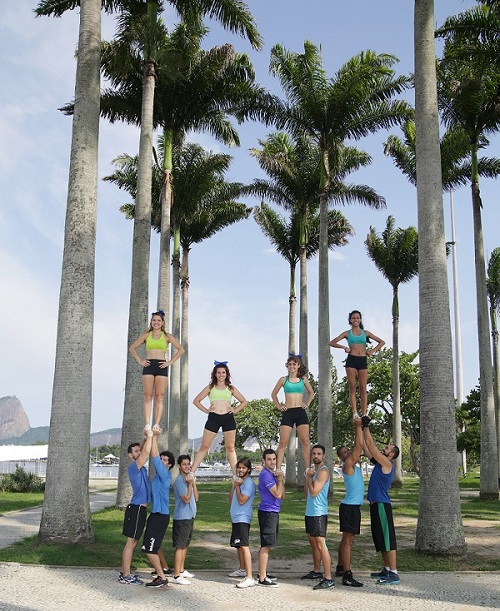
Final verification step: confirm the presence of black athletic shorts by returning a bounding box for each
[142,512,170,554]
[305,514,328,538]
[345,354,367,371]
[122,504,147,540]
[258,510,279,548]
[280,407,309,428]
[370,502,397,552]
[230,522,250,548]
[172,518,194,549]
[205,411,236,433]
[339,503,361,534]
[143,359,169,377]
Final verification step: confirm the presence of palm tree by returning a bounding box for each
[35,0,101,543]
[248,132,377,481]
[365,216,418,487]
[487,247,500,484]
[413,0,466,554]
[245,42,411,466]
[436,10,500,499]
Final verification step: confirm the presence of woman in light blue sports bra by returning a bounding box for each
[271,354,315,472]
[129,310,184,434]
[329,310,384,418]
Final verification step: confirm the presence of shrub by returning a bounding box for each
[0,465,45,493]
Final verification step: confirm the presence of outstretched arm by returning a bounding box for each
[362,425,392,473]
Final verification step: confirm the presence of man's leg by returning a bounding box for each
[147,552,166,580]
[339,531,355,571]
[121,538,137,576]
[258,545,271,579]
[241,545,253,578]
[236,546,245,570]
[309,534,322,572]
[157,547,169,571]
[382,550,397,571]
[173,547,184,577]
[314,536,332,580]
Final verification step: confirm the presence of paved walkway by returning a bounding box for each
[0,491,499,610]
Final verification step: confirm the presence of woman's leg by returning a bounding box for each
[297,423,311,468]
[346,367,359,415]
[152,375,168,427]
[191,428,217,473]
[358,369,368,416]
[223,429,238,475]
[276,425,292,470]
[142,375,155,427]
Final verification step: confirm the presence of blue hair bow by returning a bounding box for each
[214,360,228,366]
[152,309,165,317]
[288,352,302,358]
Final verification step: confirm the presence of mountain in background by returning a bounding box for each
[0,396,221,450]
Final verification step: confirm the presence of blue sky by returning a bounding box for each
[1,0,497,437]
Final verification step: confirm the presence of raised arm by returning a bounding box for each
[135,430,153,469]
[362,424,392,473]
[305,467,329,498]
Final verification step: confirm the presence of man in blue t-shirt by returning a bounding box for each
[257,448,285,587]
[120,428,153,585]
[362,415,400,586]
[172,455,198,585]
[141,428,175,588]
[302,444,333,590]
[336,417,364,587]
[227,457,256,588]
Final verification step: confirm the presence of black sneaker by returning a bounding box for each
[371,567,390,579]
[301,570,323,580]
[258,573,278,582]
[342,571,363,587]
[335,565,344,577]
[151,568,173,576]
[146,576,168,588]
[258,576,279,587]
[313,578,335,590]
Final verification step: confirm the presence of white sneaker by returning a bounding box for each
[236,577,256,588]
[228,568,247,578]
[180,570,195,578]
[173,576,191,585]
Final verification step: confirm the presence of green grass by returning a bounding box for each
[0,492,45,513]
[0,474,499,572]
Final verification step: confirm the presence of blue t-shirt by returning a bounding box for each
[128,461,151,505]
[173,474,197,520]
[305,466,330,517]
[230,477,256,524]
[367,460,394,503]
[258,467,282,512]
[341,464,364,505]
[151,455,172,515]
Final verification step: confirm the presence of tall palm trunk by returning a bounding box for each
[392,287,403,487]
[414,0,466,554]
[168,227,182,458]
[157,130,173,451]
[297,241,309,486]
[491,308,500,485]
[470,146,499,499]
[286,265,297,485]
[116,55,156,508]
[317,150,332,473]
[39,0,101,543]
[180,245,190,455]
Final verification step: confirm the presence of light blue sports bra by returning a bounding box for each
[283,376,305,394]
[347,329,366,345]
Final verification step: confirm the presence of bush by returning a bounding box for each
[0,465,45,493]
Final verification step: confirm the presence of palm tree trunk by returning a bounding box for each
[392,288,403,487]
[39,0,101,542]
[116,56,156,508]
[286,265,297,485]
[491,309,500,485]
[168,227,182,458]
[317,150,332,475]
[414,0,466,554]
[157,130,173,451]
[470,149,499,498]
[298,243,309,486]
[180,245,190,455]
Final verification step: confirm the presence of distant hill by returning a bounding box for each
[0,427,122,447]
[0,396,30,440]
